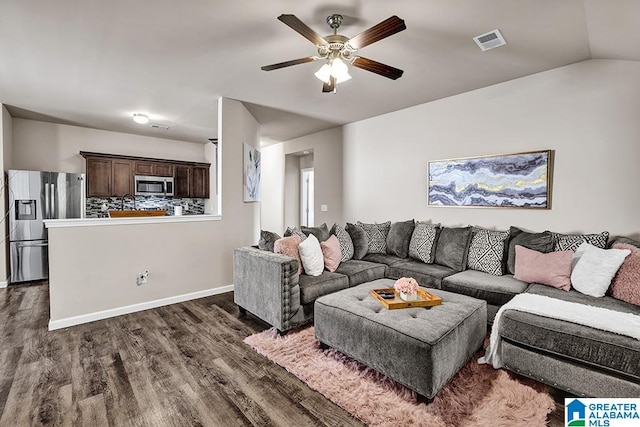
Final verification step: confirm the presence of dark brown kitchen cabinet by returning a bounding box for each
[174,165,210,198]
[81,151,209,198]
[86,158,112,197]
[112,160,133,196]
[134,161,173,177]
[85,157,133,197]
[174,165,191,197]
[191,166,209,198]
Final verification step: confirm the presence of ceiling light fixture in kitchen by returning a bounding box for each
[132,113,149,124]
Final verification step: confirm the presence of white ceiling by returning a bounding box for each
[1,0,639,144]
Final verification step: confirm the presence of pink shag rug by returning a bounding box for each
[244,326,555,427]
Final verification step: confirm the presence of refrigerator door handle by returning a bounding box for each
[17,242,49,248]
[50,183,56,218]
[44,183,50,219]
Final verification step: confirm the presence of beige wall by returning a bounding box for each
[47,97,261,324]
[260,143,285,232]
[343,59,640,237]
[48,219,229,322]
[2,106,13,171]
[12,118,207,174]
[261,126,343,233]
[0,105,13,284]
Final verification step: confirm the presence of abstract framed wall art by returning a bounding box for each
[243,143,261,202]
[428,150,553,208]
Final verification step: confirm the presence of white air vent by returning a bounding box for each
[473,29,506,51]
[149,123,170,130]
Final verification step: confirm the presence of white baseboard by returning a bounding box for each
[0,278,9,288]
[49,284,234,331]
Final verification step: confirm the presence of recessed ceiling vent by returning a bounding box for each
[473,29,506,51]
[149,123,169,130]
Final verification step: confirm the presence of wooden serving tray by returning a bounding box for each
[370,288,443,310]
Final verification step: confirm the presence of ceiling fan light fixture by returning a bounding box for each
[330,58,351,83]
[132,113,149,124]
[314,64,332,83]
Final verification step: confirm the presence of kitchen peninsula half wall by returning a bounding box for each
[45,214,227,330]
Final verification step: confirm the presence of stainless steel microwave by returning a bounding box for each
[134,175,174,196]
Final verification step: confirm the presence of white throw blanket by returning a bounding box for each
[479,293,640,368]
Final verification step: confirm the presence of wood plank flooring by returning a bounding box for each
[0,282,566,426]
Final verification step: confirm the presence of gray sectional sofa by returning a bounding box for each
[233,223,640,398]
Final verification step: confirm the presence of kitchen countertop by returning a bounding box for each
[44,214,221,228]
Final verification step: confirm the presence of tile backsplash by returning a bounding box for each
[86,196,205,218]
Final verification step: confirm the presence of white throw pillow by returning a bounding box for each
[571,242,630,297]
[298,233,325,276]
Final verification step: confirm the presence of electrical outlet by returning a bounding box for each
[137,270,149,285]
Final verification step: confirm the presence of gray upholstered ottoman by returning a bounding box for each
[314,278,487,400]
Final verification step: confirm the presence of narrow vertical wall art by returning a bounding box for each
[244,143,261,202]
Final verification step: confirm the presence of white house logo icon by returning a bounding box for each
[566,399,586,426]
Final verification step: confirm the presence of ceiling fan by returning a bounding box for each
[261,14,406,93]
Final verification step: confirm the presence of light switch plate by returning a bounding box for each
[321,204,328,212]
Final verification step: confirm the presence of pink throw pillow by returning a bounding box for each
[274,236,303,275]
[610,243,640,306]
[321,235,341,272]
[513,245,572,291]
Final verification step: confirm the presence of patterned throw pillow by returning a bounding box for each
[409,222,440,263]
[284,226,307,241]
[467,228,510,276]
[357,221,391,254]
[330,223,354,262]
[552,231,609,252]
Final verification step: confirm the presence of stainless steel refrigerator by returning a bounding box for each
[8,170,85,283]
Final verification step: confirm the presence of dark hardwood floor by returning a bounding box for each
[0,282,566,426]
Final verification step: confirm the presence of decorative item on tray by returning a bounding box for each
[370,281,443,310]
[394,277,419,301]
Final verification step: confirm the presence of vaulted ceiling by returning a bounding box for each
[1,0,639,144]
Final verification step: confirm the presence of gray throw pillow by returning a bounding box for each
[330,223,354,262]
[506,227,554,275]
[409,222,441,263]
[284,226,307,241]
[346,223,368,260]
[357,221,391,254]
[552,231,609,252]
[258,230,281,252]
[386,219,415,258]
[467,227,510,276]
[433,226,472,272]
[609,236,640,249]
[301,223,330,242]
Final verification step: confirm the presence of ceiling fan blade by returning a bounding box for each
[352,56,404,80]
[278,14,328,46]
[261,57,317,71]
[322,76,337,93]
[347,16,406,49]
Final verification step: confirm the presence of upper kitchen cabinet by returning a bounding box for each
[85,157,112,197]
[81,151,210,198]
[112,159,133,195]
[84,156,133,197]
[191,166,209,198]
[134,161,173,177]
[174,165,210,198]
